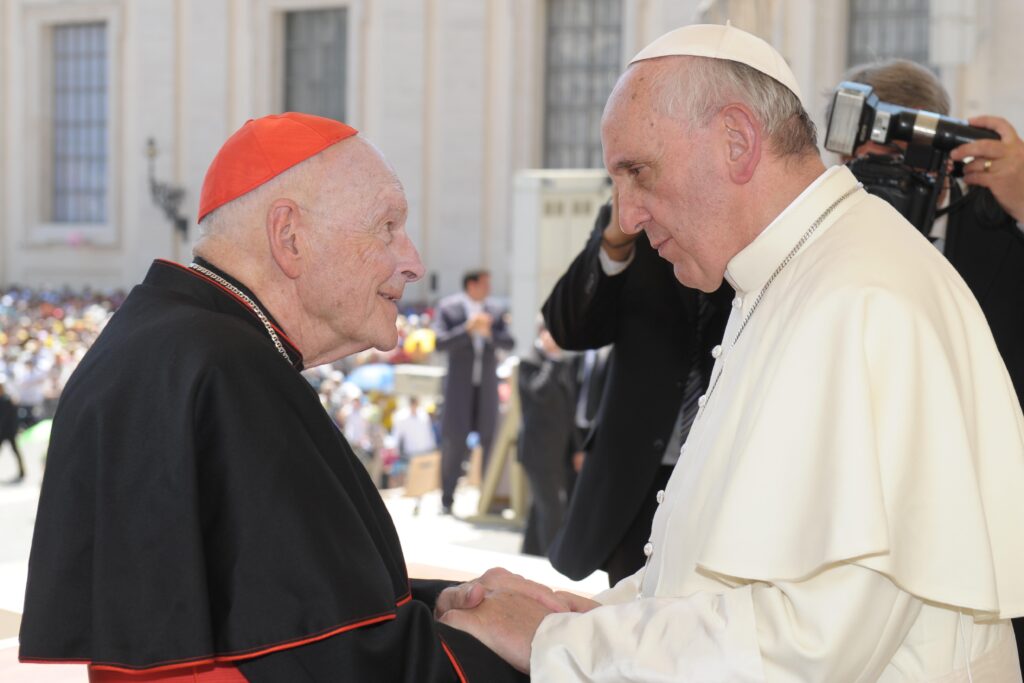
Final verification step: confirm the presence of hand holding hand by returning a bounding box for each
[434,568,600,672]
[439,588,552,672]
[950,115,1024,223]
[435,567,572,619]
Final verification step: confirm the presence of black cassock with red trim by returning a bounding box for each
[20,258,524,682]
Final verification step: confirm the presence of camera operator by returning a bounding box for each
[837,60,1024,411]
[837,58,1024,673]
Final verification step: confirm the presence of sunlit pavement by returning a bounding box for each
[0,441,606,681]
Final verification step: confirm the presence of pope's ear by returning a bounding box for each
[266,199,303,279]
[719,104,761,184]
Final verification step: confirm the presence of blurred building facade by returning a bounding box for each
[1,0,1021,300]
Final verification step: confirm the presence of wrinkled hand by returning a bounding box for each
[439,588,551,672]
[435,567,575,619]
[950,115,1024,223]
[435,568,600,673]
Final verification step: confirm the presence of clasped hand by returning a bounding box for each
[435,567,599,673]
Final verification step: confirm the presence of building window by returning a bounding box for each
[848,0,930,67]
[51,22,108,224]
[543,0,623,169]
[283,8,348,121]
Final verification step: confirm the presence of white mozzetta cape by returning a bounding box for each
[533,166,1024,681]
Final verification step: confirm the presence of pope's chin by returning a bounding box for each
[671,263,720,293]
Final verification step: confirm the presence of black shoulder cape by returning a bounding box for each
[20,260,524,682]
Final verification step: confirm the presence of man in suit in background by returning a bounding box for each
[542,197,731,585]
[516,321,579,557]
[434,271,515,514]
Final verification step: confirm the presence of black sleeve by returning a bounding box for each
[541,202,631,351]
[434,304,473,352]
[238,599,528,683]
[410,578,459,613]
[489,307,516,351]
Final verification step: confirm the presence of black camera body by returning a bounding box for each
[825,81,1000,234]
[846,154,935,232]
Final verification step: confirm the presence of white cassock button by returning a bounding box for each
[656,489,665,504]
[732,296,742,308]
[697,394,707,408]
[711,345,722,359]
[643,542,654,557]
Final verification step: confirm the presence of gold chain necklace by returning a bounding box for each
[188,263,292,364]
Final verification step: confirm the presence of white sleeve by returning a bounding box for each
[597,244,635,275]
[589,568,643,606]
[530,564,921,682]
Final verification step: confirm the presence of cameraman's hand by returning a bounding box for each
[951,115,1024,224]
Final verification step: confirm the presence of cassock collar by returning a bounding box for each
[725,165,861,297]
[148,258,305,371]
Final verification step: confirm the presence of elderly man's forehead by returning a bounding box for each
[605,62,663,119]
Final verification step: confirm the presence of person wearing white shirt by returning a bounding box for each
[391,396,437,459]
[434,24,1024,682]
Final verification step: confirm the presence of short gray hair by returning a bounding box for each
[651,56,818,157]
[841,59,950,115]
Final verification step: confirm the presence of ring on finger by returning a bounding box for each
[983,159,993,172]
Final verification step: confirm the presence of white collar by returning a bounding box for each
[725,165,860,297]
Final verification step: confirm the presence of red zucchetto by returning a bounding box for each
[197,112,358,223]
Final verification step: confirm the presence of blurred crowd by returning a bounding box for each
[304,309,446,487]
[0,288,454,489]
[0,285,126,429]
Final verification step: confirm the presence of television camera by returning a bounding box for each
[824,81,1000,234]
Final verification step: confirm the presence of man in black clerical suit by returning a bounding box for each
[19,113,536,682]
[542,197,731,586]
[516,323,580,557]
[434,270,514,514]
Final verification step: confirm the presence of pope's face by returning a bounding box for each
[302,142,424,358]
[602,64,733,293]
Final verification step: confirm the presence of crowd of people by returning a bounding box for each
[0,286,125,481]
[0,286,452,488]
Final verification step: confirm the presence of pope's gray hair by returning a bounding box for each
[649,56,817,157]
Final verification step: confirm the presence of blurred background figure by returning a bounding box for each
[434,270,515,514]
[389,396,438,485]
[0,382,25,483]
[516,320,579,557]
